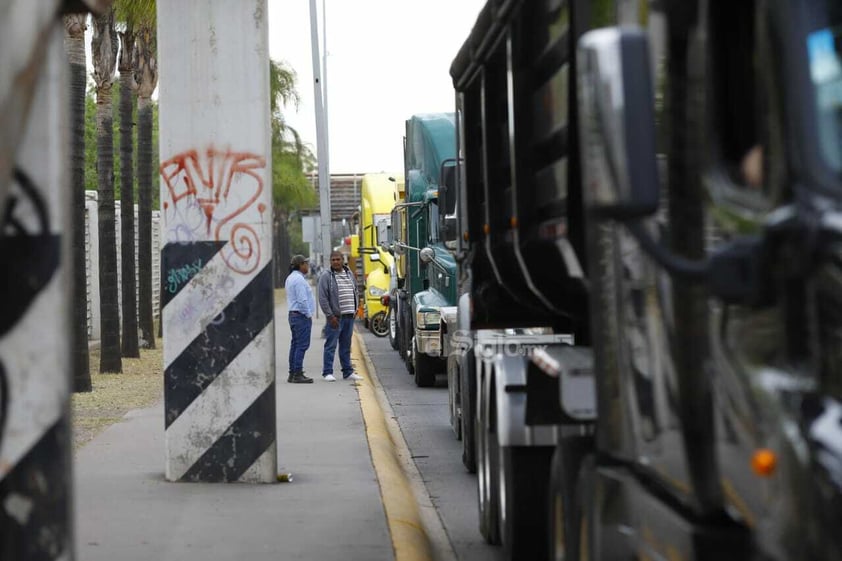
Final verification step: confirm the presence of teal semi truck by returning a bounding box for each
[386,113,458,387]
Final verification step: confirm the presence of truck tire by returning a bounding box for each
[499,445,554,561]
[369,311,388,337]
[548,435,594,561]
[461,354,477,473]
[448,360,462,440]
[574,455,597,561]
[477,370,501,545]
[399,303,413,374]
[412,336,437,387]
[388,303,398,350]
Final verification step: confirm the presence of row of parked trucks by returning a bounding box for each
[376,0,842,559]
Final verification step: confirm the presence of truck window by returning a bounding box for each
[806,7,842,174]
[428,202,440,243]
[709,0,781,204]
[373,213,390,245]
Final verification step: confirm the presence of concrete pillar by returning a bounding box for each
[0,18,74,560]
[158,0,277,482]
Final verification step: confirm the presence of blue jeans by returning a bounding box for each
[323,316,354,377]
[288,312,312,374]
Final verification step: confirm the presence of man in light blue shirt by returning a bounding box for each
[285,255,315,383]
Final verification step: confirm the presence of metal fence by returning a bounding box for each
[84,191,161,341]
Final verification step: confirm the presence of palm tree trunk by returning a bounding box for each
[97,85,122,373]
[137,96,155,347]
[93,8,121,373]
[279,213,291,285]
[119,29,139,358]
[64,14,92,392]
[134,24,158,348]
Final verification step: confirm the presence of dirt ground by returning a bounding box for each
[71,340,164,449]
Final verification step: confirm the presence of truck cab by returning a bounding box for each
[354,173,402,337]
[388,113,458,387]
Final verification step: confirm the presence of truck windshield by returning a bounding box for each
[806,4,842,173]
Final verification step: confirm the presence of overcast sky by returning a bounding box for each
[267,0,486,174]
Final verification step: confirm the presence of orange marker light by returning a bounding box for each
[483,224,490,235]
[751,449,777,477]
[510,216,518,229]
[463,231,469,242]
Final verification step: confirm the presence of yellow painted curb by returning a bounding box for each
[352,334,434,561]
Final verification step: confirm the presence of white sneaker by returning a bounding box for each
[344,373,364,381]
[323,374,336,382]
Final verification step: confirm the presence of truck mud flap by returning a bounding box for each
[526,345,596,426]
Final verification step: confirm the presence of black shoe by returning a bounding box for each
[288,372,314,384]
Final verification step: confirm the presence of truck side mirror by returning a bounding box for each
[419,247,435,264]
[577,27,659,219]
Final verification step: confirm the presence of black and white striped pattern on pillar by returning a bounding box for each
[0,21,74,559]
[162,242,276,482]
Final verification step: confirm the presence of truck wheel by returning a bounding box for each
[399,304,413,374]
[448,361,462,440]
[388,304,398,350]
[499,445,554,561]
[477,370,501,545]
[548,435,594,561]
[412,337,437,387]
[369,311,389,337]
[461,355,477,473]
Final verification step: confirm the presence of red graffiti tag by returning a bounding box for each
[159,147,266,274]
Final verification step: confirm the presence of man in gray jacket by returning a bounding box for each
[318,251,364,381]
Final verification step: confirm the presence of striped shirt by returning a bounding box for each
[335,270,356,315]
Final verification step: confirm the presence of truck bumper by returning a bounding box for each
[416,329,442,357]
[365,297,387,318]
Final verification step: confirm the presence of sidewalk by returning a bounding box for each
[74,294,393,561]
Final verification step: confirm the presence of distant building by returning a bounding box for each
[306,172,365,247]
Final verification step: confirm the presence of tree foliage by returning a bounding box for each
[83,82,159,206]
[269,59,316,214]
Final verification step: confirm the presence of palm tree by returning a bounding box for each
[91,7,122,373]
[117,23,139,358]
[125,0,158,348]
[269,60,317,283]
[64,13,92,391]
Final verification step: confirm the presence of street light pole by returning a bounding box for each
[309,0,332,266]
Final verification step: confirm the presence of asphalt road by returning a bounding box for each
[360,329,503,561]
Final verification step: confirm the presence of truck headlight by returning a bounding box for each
[416,309,440,327]
[368,286,387,297]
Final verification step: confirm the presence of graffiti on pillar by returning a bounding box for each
[0,168,60,336]
[0,167,60,459]
[159,147,267,275]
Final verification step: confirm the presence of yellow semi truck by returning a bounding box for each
[352,173,403,336]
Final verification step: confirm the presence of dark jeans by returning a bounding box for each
[289,312,312,374]
[323,316,354,377]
